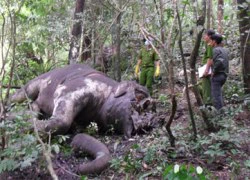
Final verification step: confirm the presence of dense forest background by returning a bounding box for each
[0,0,250,179]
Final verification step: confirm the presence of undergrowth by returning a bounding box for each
[1,91,249,179]
[108,103,249,179]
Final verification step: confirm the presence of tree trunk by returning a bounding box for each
[81,33,91,62]
[211,0,215,28]
[237,0,250,94]
[5,1,25,100]
[115,1,122,81]
[164,0,177,147]
[189,0,215,131]
[91,23,96,66]
[159,0,165,44]
[141,0,146,26]
[192,0,198,37]
[218,0,224,34]
[206,0,212,29]
[68,0,85,64]
[0,14,7,117]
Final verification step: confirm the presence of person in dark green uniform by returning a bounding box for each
[201,29,215,106]
[135,39,160,95]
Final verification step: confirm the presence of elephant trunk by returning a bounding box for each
[71,133,111,175]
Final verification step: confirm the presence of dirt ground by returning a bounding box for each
[1,82,250,180]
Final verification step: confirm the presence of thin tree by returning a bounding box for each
[237,0,250,94]
[211,0,215,28]
[189,0,215,131]
[217,0,224,34]
[192,0,198,37]
[207,0,212,29]
[81,33,91,61]
[176,3,197,140]
[160,0,176,147]
[114,0,122,81]
[68,0,85,64]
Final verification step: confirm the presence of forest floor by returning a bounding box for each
[1,81,250,180]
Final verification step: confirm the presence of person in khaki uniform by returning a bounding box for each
[135,39,160,95]
[201,29,215,106]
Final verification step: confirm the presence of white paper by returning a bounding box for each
[198,64,211,78]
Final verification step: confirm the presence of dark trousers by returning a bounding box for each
[211,73,227,110]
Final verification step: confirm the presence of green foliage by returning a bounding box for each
[110,141,166,177]
[229,160,241,175]
[204,142,225,160]
[243,94,250,110]
[110,143,142,173]
[80,176,88,180]
[12,61,61,86]
[162,164,208,180]
[85,122,99,135]
[190,105,248,172]
[51,135,70,155]
[244,160,250,168]
[158,94,170,107]
[143,146,158,164]
[193,128,241,163]
[223,80,244,103]
[170,102,250,177]
[0,159,19,173]
[0,0,248,179]
[110,158,121,170]
[123,152,141,173]
[0,118,40,173]
[1,0,70,88]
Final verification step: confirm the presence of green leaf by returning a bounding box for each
[0,159,18,173]
[20,158,34,168]
[80,175,88,180]
[139,171,153,180]
[182,0,190,5]
[224,15,229,20]
[132,143,140,149]
[52,144,60,154]
[162,165,173,179]
[244,160,250,168]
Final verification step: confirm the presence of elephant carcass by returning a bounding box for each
[10,64,158,174]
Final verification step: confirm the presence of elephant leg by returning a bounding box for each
[123,119,133,139]
[30,99,75,134]
[11,79,40,103]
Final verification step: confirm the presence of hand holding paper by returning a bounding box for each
[198,64,211,78]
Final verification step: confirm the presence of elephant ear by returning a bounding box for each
[114,81,150,99]
[114,81,129,98]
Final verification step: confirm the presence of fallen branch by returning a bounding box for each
[1,85,21,89]
[14,74,58,180]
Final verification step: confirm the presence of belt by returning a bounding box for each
[142,65,154,68]
[214,72,227,76]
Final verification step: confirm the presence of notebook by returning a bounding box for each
[198,64,211,78]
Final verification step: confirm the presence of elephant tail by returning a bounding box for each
[71,133,111,175]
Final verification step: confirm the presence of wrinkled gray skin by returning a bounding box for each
[11,64,155,174]
[71,133,112,174]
